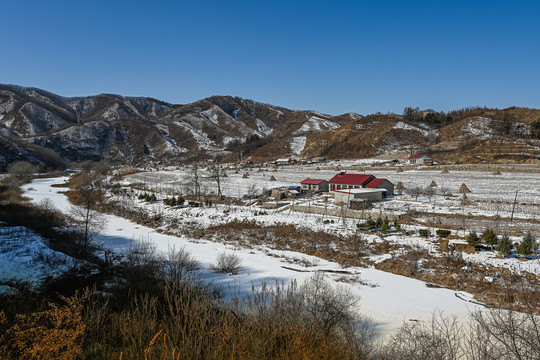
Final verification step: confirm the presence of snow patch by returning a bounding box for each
[0,225,73,289]
[394,121,436,138]
[290,136,307,154]
[461,117,494,139]
[294,116,340,135]
[200,107,220,125]
[256,118,274,136]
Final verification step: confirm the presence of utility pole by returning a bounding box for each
[510,190,518,222]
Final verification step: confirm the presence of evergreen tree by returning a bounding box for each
[496,234,512,255]
[481,228,498,250]
[517,232,535,256]
[466,232,480,248]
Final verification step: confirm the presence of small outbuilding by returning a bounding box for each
[332,188,386,203]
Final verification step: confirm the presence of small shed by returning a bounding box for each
[271,188,287,199]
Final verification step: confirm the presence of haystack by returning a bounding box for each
[461,194,476,206]
[458,183,471,194]
[492,169,502,175]
[430,180,438,187]
[396,167,403,173]
[222,173,228,178]
[315,166,321,171]
[242,172,249,179]
[396,181,405,194]
[269,175,276,181]
[441,168,449,174]
[235,168,239,174]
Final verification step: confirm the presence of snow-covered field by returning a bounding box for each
[14,176,494,337]
[3,163,538,337]
[124,162,540,235]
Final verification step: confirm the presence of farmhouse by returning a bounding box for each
[300,178,329,192]
[365,178,394,196]
[333,188,386,204]
[408,154,432,165]
[328,173,375,191]
[275,158,291,166]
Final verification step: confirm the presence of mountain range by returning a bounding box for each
[1,84,539,171]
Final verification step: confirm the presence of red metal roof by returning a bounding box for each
[328,173,374,186]
[365,178,385,188]
[408,154,423,160]
[300,178,326,185]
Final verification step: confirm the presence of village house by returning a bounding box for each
[365,178,395,196]
[300,178,329,192]
[275,158,291,166]
[328,172,375,191]
[240,159,253,167]
[408,154,432,165]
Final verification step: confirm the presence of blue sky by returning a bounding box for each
[2,1,539,115]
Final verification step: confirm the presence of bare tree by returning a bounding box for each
[406,186,422,201]
[377,311,463,360]
[7,161,38,182]
[424,186,436,202]
[69,173,107,254]
[189,164,201,200]
[208,161,228,199]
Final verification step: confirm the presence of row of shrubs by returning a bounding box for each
[357,216,401,233]
[163,196,185,206]
[417,229,451,238]
[466,229,537,255]
[138,193,157,202]
[137,193,214,208]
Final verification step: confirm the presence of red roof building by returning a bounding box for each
[328,173,375,191]
[365,178,395,196]
[301,178,326,185]
[408,153,432,165]
[300,178,329,192]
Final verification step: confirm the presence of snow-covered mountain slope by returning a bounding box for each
[0,85,356,169]
[1,84,539,169]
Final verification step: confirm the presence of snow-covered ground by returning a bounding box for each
[123,163,540,235]
[0,223,74,293]
[14,176,493,337]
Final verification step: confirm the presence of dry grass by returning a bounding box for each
[2,273,372,359]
